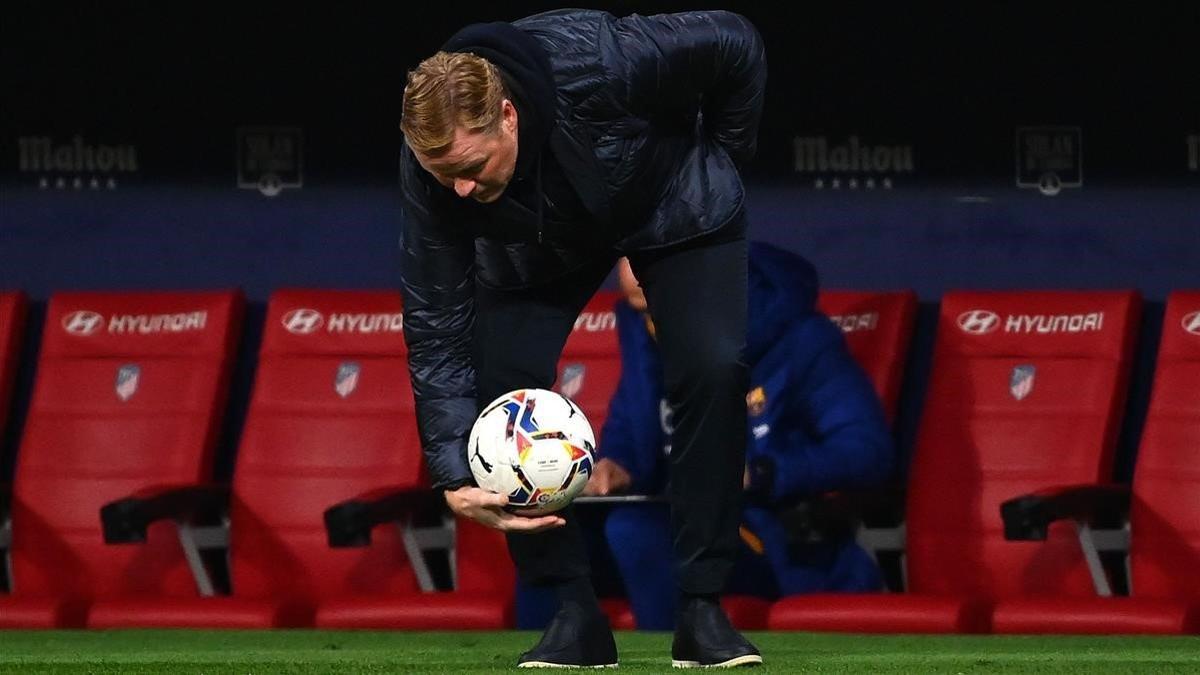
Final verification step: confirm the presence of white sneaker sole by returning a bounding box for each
[672,654,763,668]
[516,658,619,662]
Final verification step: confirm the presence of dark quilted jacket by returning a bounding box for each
[399,9,766,487]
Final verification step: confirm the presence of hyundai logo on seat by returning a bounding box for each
[281,308,324,334]
[957,310,1000,335]
[1183,311,1200,336]
[62,310,105,336]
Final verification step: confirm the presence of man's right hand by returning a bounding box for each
[443,486,565,533]
[583,458,633,496]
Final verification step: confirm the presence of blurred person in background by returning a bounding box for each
[584,242,894,629]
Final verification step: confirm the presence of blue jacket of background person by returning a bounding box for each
[599,242,895,628]
[602,242,894,498]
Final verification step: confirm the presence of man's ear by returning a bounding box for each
[501,99,518,134]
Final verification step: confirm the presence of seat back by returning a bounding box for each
[1130,291,1200,600]
[11,290,242,600]
[555,291,621,446]
[229,290,421,610]
[0,291,28,438]
[907,291,1139,599]
[817,290,918,422]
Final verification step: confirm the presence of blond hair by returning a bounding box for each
[401,51,507,155]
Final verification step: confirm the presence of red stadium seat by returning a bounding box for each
[316,293,617,630]
[0,290,243,628]
[770,290,1141,633]
[228,290,422,627]
[308,289,513,629]
[0,291,28,437]
[817,290,918,422]
[992,291,1200,634]
[88,289,513,629]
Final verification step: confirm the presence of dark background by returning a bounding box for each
[3,2,1198,185]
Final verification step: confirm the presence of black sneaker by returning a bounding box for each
[671,597,762,668]
[517,601,619,669]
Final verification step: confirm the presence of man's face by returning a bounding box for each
[412,99,519,204]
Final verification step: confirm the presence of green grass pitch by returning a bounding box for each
[0,630,1197,673]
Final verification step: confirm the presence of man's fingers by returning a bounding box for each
[460,490,563,532]
[502,514,566,532]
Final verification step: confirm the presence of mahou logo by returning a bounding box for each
[62,310,105,336]
[281,308,324,334]
[957,310,1001,335]
[19,135,138,190]
[792,135,914,190]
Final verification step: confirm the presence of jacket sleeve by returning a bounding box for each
[615,11,767,163]
[597,302,668,494]
[753,318,895,502]
[399,148,478,489]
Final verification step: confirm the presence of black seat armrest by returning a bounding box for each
[573,494,666,505]
[775,484,906,545]
[324,486,436,548]
[101,484,230,544]
[1001,483,1131,541]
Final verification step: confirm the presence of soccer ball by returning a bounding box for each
[467,388,595,516]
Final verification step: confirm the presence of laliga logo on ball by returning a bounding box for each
[468,388,595,516]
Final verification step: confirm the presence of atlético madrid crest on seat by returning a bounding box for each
[558,363,585,400]
[335,361,361,398]
[115,364,141,402]
[1010,364,1036,401]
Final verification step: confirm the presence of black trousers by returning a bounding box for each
[474,233,747,596]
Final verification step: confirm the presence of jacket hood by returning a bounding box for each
[746,242,819,364]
